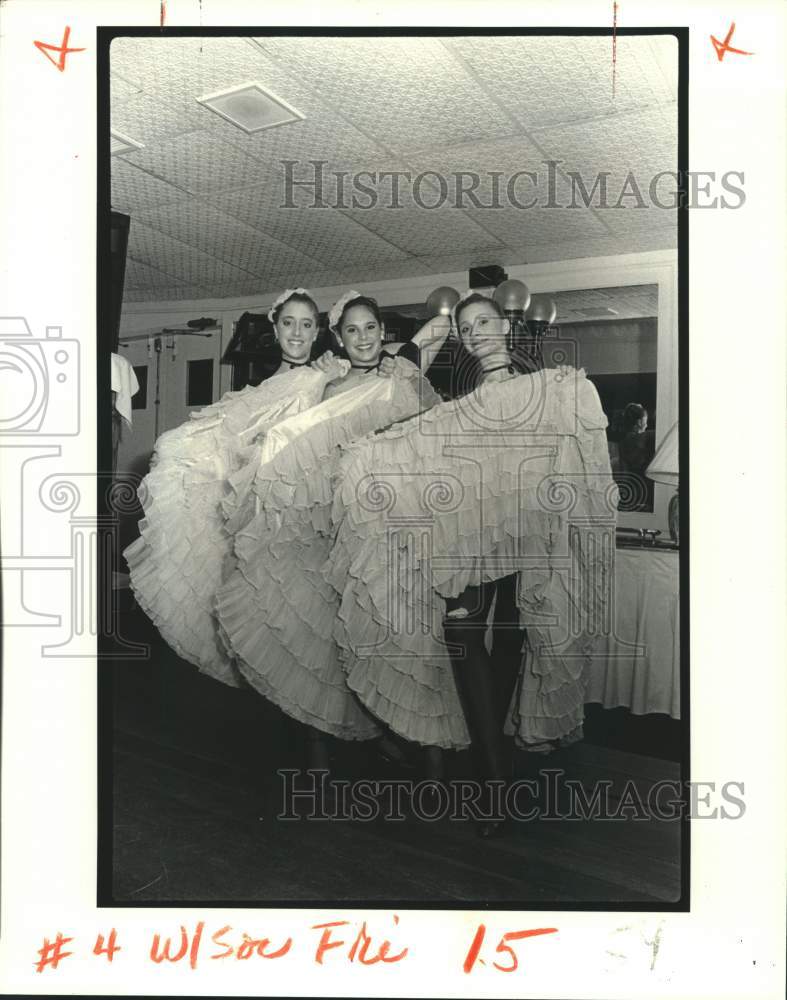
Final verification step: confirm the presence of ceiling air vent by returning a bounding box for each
[197,82,305,134]
[111,129,145,155]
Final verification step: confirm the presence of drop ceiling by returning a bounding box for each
[111,35,678,304]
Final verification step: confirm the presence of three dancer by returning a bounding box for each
[126,285,616,829]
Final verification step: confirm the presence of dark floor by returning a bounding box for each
[105,601,684,907]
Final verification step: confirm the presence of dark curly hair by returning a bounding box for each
[334,294,383,333]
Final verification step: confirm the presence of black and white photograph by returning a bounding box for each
[2,0,787,995]
[101,29,687,908]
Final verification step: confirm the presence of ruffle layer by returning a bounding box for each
[326,368,617,748]
[215,373,434,738]
[124,368,330,685]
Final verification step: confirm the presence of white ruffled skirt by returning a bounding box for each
[123,368,333,685]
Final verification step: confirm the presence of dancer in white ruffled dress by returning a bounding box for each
[214,291,444,750]
[123,288,350,686]
[324,291,617,829]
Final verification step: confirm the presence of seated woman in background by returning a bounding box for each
[618,402,655,471]
[124,288,350,688]
[617,401,656,511]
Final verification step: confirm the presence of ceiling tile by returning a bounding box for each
[453,35,677,131]
[123,285,208,303]
[112,38,378,161]
[524,226,676,264]
[406,134,609,250]
[200,108,389,171]
[531,102,677,175]
[530,103,678,236]
[119,130,269,194]
[332,153,508,258]
[133,201,325,276]
[111,88,206,145]
[127,220,264,288]
[110,73,143,107]
[110,37,265,103]
[207,183,409,268]
[111,158,189,212]
[253,36,519,153]
[124,256,187,290]
[110,37,393,167]
[111,34,680,303]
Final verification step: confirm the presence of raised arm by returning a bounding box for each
[409,314,453,371]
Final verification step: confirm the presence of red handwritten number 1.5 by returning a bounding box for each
[463,924,558,973]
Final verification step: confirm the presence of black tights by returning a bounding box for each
[443,575,523,785]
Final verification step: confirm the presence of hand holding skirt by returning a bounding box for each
[326,367,618,749]
[215,366,440,737]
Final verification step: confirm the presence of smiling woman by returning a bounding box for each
[318,289,449,400]
[268,288,321,371]
[335,297,384,367]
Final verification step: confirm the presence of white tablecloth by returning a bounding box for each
[585,547,680,718]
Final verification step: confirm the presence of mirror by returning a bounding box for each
[551,284,658,513]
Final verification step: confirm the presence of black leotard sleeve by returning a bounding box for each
[382,340,421,368]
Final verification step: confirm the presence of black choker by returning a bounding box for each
[350,363,378,371]
[482,363,515,376]
[283,357,309,368]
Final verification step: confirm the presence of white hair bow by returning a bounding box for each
[267,287,314,323]
[328,289,363,334]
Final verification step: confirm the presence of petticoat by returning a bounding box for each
[325,367,618,749]
[123,368,333,685]
[215,365,440,738]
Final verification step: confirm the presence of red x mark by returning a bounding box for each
[34,26,85,73]
[710,22,754,62]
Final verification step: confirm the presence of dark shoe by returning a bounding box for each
[375,733,415,769]
[422,745,445,781]
[476,818,510,839]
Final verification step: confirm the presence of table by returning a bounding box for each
[585,547,681,719]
